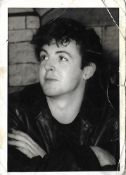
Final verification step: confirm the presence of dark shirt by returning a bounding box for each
[8,83,119,171]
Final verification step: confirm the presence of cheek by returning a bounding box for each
[39,65,45,81]
[70,66,82,79]
[63,68,82,85]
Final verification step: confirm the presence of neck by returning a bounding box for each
[47,89,84,110]
[46,82,86,124]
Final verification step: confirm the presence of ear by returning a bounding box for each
[82,63,96,80]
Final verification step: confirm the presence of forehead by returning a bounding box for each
[41,39,81,53]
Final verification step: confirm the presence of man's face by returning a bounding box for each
[39,39,85,97]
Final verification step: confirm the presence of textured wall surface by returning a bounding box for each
[8,8,119,93]
[8,8,40,92]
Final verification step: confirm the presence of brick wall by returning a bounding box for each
[8,8,40,93]
[8,8,119,93]
[39,8,119,61]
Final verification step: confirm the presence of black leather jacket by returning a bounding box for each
[8,83,119,171]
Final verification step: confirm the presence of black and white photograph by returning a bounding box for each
[0,1,125,174]
[7,7,120,172]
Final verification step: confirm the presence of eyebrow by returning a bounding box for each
[40,49,72,58]
[56,51,72,58]
[40,49,47,54]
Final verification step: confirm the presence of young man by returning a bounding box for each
[8,18,119,171]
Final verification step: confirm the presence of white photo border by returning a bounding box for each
[0,0,125,174]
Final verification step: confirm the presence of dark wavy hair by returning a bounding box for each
[31,18,108,106]
[32,17,103,69]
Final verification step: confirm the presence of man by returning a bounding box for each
[8,18,119,171]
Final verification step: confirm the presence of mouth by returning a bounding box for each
[45,77,58,82]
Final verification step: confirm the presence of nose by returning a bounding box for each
[44,59,55,71]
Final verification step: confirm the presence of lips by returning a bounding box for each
[44,72,58,82]
[45,76,58,81]
[45,78,57,81]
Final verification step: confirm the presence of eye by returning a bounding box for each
[39,53,48,62]
[59,55,69,62]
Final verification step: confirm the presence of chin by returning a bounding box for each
[42,88,64,97]
[42,88,57,96]
[44,91,60,97]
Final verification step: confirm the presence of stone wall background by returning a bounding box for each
[8,8,119,93]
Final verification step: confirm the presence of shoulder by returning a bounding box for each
[9,83,45,117]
